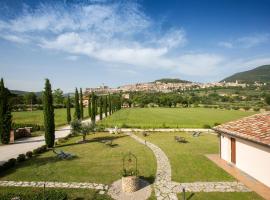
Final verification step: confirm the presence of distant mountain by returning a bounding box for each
[10,90,43,96]
[221,65,270,83]
[154,78,191,84]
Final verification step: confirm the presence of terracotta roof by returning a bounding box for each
[213,112,270,147]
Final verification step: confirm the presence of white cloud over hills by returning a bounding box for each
[0,1,269,81]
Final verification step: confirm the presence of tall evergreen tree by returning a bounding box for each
[0,78,12,144]
[43,79,55,148]
[99,96,103,120]
[66,95,71,124]
[74,88,81,120]
[104,95,108,117]
[109,94,112,115]
[91,92,96,124]
[80,88,84,119]
[88,94,91,118]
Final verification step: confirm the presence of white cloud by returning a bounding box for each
[0,34,29,43]
[218,34,269,49]
[65,55,79,61]
[237,34,269,48]
[218,41,233,48]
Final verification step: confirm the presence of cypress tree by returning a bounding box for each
[43,79,55,148]
[0,78,12,144]
[91,92,96,124]
[88,94,91,118]
[80,88,84,119]
[104,95,108,117]
[109,94,112,115]
[74,88,81,120]
[99,96,103,120]
[66,95,71,124]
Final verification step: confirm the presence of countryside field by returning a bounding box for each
[0,133,156,184]
[136,132,233,182]
[100,107,256,128]
[12,108,89,127]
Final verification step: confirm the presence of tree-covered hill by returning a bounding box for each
[154,78,191,84]
[221,65,270,83]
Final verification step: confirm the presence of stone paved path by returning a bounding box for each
[0,180,108,193]
[126,132,178,200]
[171,181,250,193]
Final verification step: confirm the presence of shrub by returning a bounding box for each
[2,158,16,170]
[243,106,250,111]
[33,145,47,155]
[203,124,211,129]
[26,151,33,159]
[232,106,239,110]
[17,154,26,162]
[214,122,221,126]
[121,123,129,128]
[253,107,260,112]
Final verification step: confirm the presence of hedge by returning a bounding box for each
[0,190,67,200]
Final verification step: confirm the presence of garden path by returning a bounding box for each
[126,132,250,200]
[0,115,103,164]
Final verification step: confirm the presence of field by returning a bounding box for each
[136,132,262,199]
[12,108,89,127]
[136,132,233,182]
[0,133,156,184]
[100,107,256,128]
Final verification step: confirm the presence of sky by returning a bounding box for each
[0,0,270,92]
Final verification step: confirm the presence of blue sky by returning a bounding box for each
[0,0,270,92]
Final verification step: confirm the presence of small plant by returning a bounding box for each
[203,124,211,129]
[243,106,250,111]
[214,122,221,126]
[17,154,26,162]
[26,151,33,159]
[2,158,16,170]
[122,168,139,177]
[253,107,260,112]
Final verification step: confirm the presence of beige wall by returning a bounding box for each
[235,138,270,187]
[220,134,231,162]
[220,134,270,187]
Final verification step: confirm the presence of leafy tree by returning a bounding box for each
[265,94,270,105]
[24,92,37,105]
[53,88,64,104]
[43,79,55,148]
[104,95,108,117]
[109,94,112,115]
[74,88,81,120]
[91,92,96,124]
[80,88,84,119]
[0,78,12,144]
[88,94,91,117]
[99,96,103,120]
[66,95,71,124]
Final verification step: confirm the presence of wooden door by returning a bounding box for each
[231,138,236,164]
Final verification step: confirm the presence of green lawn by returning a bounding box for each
[12,108,89,127]
[135,132,233,182]
[100,107,256,128]
[0,132,156,184]
[177,192,263,200]
[0,187,112,200]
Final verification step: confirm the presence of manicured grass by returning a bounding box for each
[0,133,156,184]
[136,132,233,182]
[12,108,89,127]
[0,187,112,200]
[177,192,263,200]
[100,107,256,128]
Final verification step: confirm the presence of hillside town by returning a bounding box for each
[85,80,250,94]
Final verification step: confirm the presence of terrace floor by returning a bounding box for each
[206,154,270,200]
